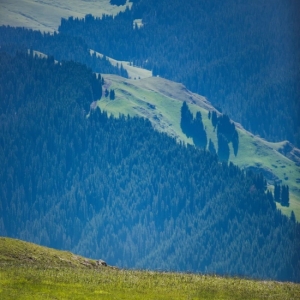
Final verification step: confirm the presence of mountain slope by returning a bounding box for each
[1,237,299,300]
[0,0,130,33]
[98,74,300,220]
[0,237,107,268]
[1,52,300,282]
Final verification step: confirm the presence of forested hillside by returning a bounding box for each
[0,26,128,77]
[0,52,299,282]
[57,0,300,147]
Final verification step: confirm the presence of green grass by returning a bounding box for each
[1,237,299,299]
[99,74,300,221]
[0,0,131,33]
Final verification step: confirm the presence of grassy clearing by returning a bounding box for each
[0,237,299,300]
[99,74,300,220]
[2,267,300,300]
[0,0,131,33]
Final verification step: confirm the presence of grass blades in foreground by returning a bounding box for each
[1,266,299,300]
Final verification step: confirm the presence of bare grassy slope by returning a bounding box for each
[0,237,107,268]
[99,74,300,220]
[1,237,299,300]
[0,0,131,33]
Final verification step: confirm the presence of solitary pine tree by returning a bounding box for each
[180,101,193,137]
[232,129,239,156]
[109,89,115,100]
[274,183,281,203]
[217,133,230,162]
[211,111,218,128]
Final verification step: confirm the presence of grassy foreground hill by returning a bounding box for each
[0,237,299,300]
[98,74,300,221]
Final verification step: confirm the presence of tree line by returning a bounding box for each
[0,52,299,282]
[57,0,300,147]
[181,102,239,162]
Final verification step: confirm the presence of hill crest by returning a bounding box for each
[0,237,110,269]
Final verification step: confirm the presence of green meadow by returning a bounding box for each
[1,237,299,299]
[0,0,130,33]
[98,74,300,221]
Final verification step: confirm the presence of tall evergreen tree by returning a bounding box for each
[192,111,207,149]
[208,138,217,156]
[217,133,230,162]
[180,101,193,137]
[109,89,115,100]
[232,129,239,156]
[274,183,281,203]
[211,111,218,128]
[281,185,290,207]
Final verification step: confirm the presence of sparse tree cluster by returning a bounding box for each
[55,0,300,147]
[274,183,290,207]
[180,102,207,149]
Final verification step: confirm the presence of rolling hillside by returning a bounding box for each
[1,237,299,299]
[98,74,300,220]
[0,0,298,220]
[0,0,131,33]
[1,50,299,281]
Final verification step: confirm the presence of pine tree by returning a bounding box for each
[109,89,115,100]
[281,185,290,207]
[180,101,193,137]
[192,111,207,149]
[232,129,239,156]
[211,111,218,128]
[217,133,230,162]
[274,183,281,203]
[208,138,217,156]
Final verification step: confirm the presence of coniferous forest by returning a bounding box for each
[0,52,299,282]
[1,1,299,146]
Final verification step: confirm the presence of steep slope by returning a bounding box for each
[2,237,299,300]
[98,74,300,220]
[1,52,300,282]
[0,237,108,268]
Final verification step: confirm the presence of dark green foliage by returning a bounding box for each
[180,102,207,149]
[281,185,290,207]
[217,133,230,162]
[109,89,115,100]
[232,129,239,156]
[274,184,281,203]
[57,0,300,147]
[0,52,300,282]
[192,111,207,149]
[213,113,239,157]
[180,101,193,137]
[211,111,218,128]
[110,0,126,5]
[273,183,290,207]
[291,211,296,223]
[208,138,217,156]
[0,26,129,78]
[217,115,235,142]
